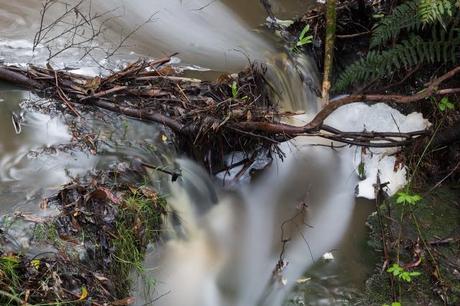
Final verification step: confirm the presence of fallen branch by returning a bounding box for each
[306,65,460,130]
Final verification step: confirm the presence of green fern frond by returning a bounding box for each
[370,0,421,48]
[419,0,453,23]
[335,33,460,91]
[370,0,457,48]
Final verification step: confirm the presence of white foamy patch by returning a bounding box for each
[322,252,334,260]
[325,102,430,133]
[325,102,431,199]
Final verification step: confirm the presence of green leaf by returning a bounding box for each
[299,24,311,40]
[230,81,238,98]
[396,191,423,205]
[296,25,313,47]
[388,263,421,283]
[392,302,402,306]
[31,259,41,270]
[387,263,403,275]
[401,273,411,282]
[335,29,460,92]
[79,286,88,300]
[396,194,407,204]
[438,97,455,112]
[358,162,366,179]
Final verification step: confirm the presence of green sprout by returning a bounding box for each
[230,81,238,98]
[296,24,313,47]
[387,263,421,283]
[396,191,422,206]
[383,302,402,306]
[358,161,366,179]
[438,97,455,112]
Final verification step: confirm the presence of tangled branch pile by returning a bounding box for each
[0,58,282,165]
[0,56,437,169]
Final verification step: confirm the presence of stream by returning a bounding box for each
[0,1,388,305]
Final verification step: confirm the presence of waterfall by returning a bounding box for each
[90,1,429,305]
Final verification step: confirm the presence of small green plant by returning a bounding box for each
[358,161,366,179]
[383,302,402,306]
[396,191,423,206]
[387,263,421,282]
[438,96,455,111]
[230,81,238,98]
[0,255,20,288]
[296,24,313,48]
[33,223,63,247]
[335,0,460,91]
[111,189,166,298]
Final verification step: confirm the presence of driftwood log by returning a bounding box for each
[1,57,458,167]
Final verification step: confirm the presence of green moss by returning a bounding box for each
[410,187,459,239]
[110,188,166,298]
[33,223,63,248]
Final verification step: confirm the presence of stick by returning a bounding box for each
[321,0,337,103]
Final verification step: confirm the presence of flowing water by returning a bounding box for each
[0,1,387,305]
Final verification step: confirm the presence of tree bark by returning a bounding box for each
[321,0,337,103]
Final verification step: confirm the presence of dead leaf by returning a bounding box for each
[40,198,49,209]
[246,110,252,121]
[84,76,101,93]
[88,187,121,204]
[79,287,88,300]
[93,272,109,282]
[156,65,175,76]
[112,297,136,305]
[139,186,158,201]
[24,289,30,302]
